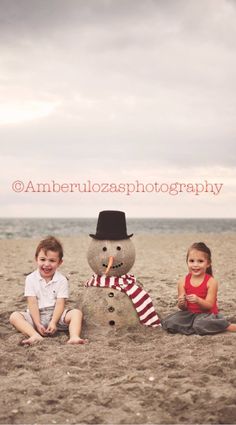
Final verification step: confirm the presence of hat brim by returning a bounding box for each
[89,233,133,240]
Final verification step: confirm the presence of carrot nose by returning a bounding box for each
[105,256,114,275]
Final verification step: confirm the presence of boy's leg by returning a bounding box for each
[64,309,88,344]
[9,311,43,345]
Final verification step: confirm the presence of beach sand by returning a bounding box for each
[0,234,236,424]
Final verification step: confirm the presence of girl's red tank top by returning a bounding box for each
[184,273,218,314]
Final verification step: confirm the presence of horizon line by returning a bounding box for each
[0,216,236,220]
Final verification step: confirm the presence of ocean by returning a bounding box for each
[0,218,235,239]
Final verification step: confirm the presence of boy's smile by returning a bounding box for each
[36,249,62,282]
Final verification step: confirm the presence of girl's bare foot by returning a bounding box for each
[226,324,236,332]
[21,335,44,345]
[67,336,88,345]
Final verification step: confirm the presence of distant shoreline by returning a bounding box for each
[0,217,236,239]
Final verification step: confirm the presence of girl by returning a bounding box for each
[163,242,236,335]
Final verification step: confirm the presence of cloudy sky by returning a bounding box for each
[0,0,235,217]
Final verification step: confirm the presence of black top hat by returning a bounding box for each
[90,210,133,240]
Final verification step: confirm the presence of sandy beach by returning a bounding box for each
[0,233,236,425]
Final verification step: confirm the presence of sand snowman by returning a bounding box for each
[81,210,161,330]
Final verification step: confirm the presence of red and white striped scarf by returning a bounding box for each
[85,274,161,328]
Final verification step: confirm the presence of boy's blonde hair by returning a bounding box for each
[35,236,63,261]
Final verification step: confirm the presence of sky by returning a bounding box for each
[0,0,235,218]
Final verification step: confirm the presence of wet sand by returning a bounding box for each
[0,234,236,424]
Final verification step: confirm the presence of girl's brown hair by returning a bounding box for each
[35,236,63,261]
[186,242,213,276]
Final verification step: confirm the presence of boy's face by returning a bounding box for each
[36,249,62,282]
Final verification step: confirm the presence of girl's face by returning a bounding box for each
[36,249,62,282]
[187,249,210,277]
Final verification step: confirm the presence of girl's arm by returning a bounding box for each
[27,296,46,335]
[186,277,218,311]
[46,298,65,334]
[177,278,187,310]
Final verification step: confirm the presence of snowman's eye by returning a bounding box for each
[116,246,121,251]
[102,247,107,252]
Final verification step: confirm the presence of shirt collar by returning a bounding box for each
[36,269,60,284]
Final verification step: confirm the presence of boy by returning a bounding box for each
[10,236,87,345]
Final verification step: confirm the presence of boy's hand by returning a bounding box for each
[36,323,47,336]
[45,321,57,335]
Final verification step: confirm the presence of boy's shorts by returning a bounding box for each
[20,306,71,331]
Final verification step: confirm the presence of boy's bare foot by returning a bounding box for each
[21,335,44,345]
[67,337,88,345]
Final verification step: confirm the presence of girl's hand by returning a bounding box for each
[45,321,57,335]
[36,323,47,336]
[178,294,187,310]
[178,294,185,301]
[186,294,199,303]
[178,294,186,306]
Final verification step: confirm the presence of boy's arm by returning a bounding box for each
[177,278,187,310]
[27,296,46,335]
[46,298,66,334]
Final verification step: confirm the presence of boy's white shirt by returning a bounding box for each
[24,269,69,310]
